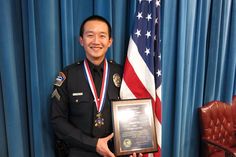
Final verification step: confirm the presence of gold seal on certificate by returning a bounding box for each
[123,139,132,148]
[111,99,158,156]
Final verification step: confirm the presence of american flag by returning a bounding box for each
[120,0,161,157]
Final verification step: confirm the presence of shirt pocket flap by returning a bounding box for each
[70,92,93,103]
[108,89,119,100]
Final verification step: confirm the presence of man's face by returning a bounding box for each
[80,20,112,64]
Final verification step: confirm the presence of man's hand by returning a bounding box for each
[96,133,115,157]
[129,152,143,157]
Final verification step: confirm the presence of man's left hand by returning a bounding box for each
[129,152,143,157]
[96,133,115,157]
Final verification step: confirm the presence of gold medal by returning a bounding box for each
[84,59,109,126]
[94,113,104,127]
[113,73,121,87]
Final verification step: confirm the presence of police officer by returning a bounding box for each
[51,15,143,157]
[51,15,122,157]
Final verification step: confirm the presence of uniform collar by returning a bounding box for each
[86,59,104,72]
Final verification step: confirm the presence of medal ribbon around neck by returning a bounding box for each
[83,59,109,112]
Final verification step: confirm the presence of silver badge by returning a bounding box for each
[113,73,121,87]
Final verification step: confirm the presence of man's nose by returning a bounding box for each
[93,35,99,43]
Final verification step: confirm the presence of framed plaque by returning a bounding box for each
[111,99,158,156]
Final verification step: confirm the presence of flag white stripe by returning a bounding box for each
[127,38,156,99]
[156,85,162,101]
[120,81,136,99]
[148,154,154,157]
[155,117,162,147]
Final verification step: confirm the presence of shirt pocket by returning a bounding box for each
[108,88,120,101]
[69,91,94,116]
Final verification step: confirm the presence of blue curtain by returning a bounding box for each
[0,0,235,157]
[162,0,236,157]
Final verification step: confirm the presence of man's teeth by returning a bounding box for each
[90,47,102,49]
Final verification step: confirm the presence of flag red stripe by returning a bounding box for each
[123,58,162,121]
[143,145,161,157]
[123,58,152,98]
[154,96,162,122]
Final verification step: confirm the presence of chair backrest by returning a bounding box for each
[232,95,236,126]
[233,95,236,106]
[199,101,236,156]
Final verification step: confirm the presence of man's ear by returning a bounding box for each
[108,38,113,47]
[79,36,83,46]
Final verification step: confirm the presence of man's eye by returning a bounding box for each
[87,34,94,37]
[100,35,106,38]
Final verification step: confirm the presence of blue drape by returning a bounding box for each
[162,0,236,157]
[0,0,235,157]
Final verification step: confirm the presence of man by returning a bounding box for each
[51,15,142,157]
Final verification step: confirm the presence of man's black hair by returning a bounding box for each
[79,15,112,38]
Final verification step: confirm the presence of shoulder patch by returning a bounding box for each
[54,72,66,87]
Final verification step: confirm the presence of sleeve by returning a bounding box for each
[50,70,98,152]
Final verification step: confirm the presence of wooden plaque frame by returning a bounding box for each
[111,99,158,156]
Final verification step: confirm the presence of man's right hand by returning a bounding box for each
[96,133,115,157]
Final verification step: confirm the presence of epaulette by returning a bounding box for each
[77,60,83,65]
[63,61,81,71]
[109,60,116,64]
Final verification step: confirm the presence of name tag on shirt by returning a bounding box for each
[72,92,83,96]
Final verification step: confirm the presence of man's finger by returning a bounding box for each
[130,152,136,157]
[138,153,143,157]
[106,133,114,141]
[107,150,115,157]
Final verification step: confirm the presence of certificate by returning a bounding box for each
[111,99,158,156]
